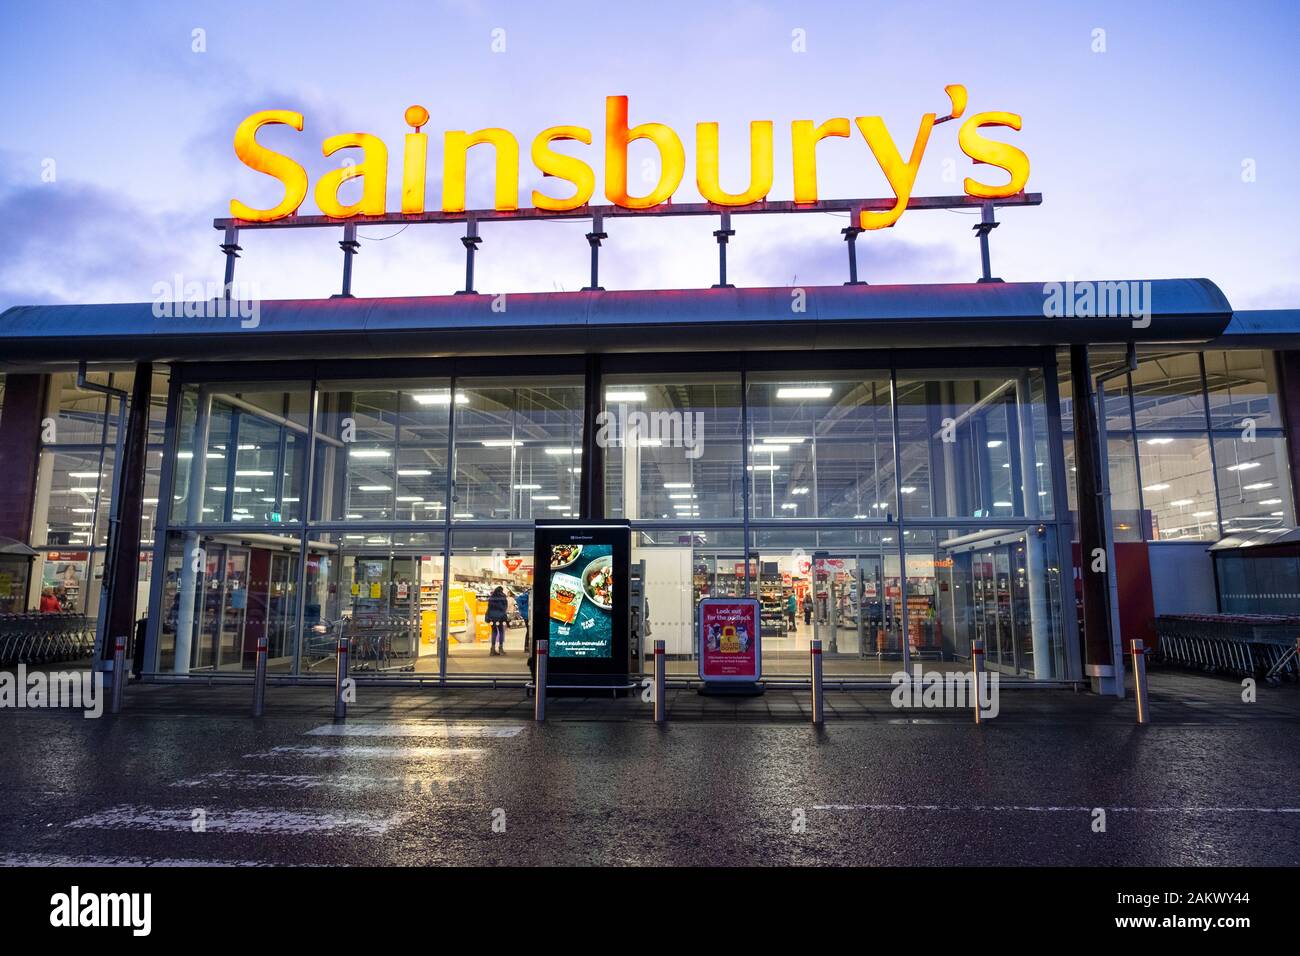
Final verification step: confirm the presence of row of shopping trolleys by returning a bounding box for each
[0,612,97,667]
[1154,614,1300,684]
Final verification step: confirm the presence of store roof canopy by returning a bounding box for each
[0,278,1234,364]
[1214,308,1300,347]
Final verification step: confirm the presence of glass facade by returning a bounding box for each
[584,363,1069,682]
[0,346,1264,684]
[25,369,168,618]
[1058,349,1294,543]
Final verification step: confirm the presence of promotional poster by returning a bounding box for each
[699,598,761,682]
[548,542,614,658]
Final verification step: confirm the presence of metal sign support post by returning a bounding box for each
[337,222,359,297]
[220,226,241,298]
[974,202,1001,283]
[583,212,607,291]
[457,217,481,294]
[842,219,866,285]
[712,211,735,288]
[213,194,1041,297]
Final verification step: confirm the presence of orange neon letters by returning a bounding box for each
[227,89,1028,223]
[230,110,308,222]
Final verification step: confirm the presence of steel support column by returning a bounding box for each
[579,354,604,519]
[101,362,152,664]
[1070,345,1119,694]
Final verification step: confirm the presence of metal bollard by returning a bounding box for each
[971,639,985,725]
[534,639,548,722]
[1131,639,1150,725]
[252,635,268,717]
[334,636,349,721]
[653,639,666,724]
[109,635,126,715]
[810,638,824,726]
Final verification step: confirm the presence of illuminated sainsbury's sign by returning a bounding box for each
[230,85,1029,231]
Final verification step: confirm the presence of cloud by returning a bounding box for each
[0,179,219,310]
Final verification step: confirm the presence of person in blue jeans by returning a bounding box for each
[486,586,509,655]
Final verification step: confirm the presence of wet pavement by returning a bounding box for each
[0,670,1297,866]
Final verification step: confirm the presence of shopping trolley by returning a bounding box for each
[1154,614,1300,683]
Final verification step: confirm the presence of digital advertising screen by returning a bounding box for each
[533,521,631,679]
[548,542,614,658]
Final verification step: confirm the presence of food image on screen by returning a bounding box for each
[549,572,584,625]
[550,544,582,569]
[582,556,613,609]
[548,542,614,658]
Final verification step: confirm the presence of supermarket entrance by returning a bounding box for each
[685,545,906,677]
[939,529,1044,677]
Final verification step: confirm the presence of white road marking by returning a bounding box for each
[305,722,523,738]
[243,744,486,759]
[172,770,459,791]
[66,805,412,834]
[0,853,276,868]
[815,804,1300,814]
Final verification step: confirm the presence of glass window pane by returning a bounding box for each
[313,382,452,523]
[1213,434,1294,535]
[33,549,94,614]
[297,531,447,677]
[603,373,743,521]
[50,371,110,445]
[746,528,905,678]
[453,379,583,521]
[745,373,892,520]
[631,528,745,676]
[895,371,1048,520]
[1063,436,1145,541]
[33,448,109,548]
[1058,347,1134,432]
[444,530,534,676]
[170,384,310,525]
[1130,352,1207,430]
[1204,350,1282,430]
[1137,434,1218,541]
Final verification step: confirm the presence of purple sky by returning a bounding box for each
[1,0,1296,310]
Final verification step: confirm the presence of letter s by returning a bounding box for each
[958,111,1029,199]
[531,125,595,212]
[230,110,308,222]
